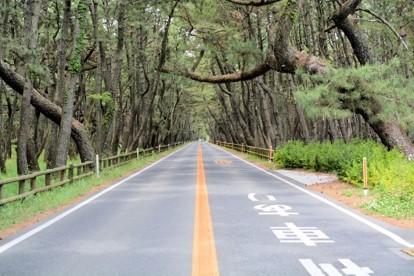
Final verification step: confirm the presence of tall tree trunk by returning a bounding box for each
[17,0,42,175]
[90,0,103,154]
[47,0,72,168]
[0,0,9,174]
[110,0,126,155]
[0,81,5,173]
[56,1,87,166]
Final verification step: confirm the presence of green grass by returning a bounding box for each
[273,139,414,219]
[0,146,185,234]
[219,140,414,220]
[362,193,414,219]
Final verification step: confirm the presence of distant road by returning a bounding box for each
[0,142,413,275]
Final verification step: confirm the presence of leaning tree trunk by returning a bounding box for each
[331,0,414,156]
[0,60,94,163]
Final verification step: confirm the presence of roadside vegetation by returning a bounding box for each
[274,140,414,218]
[0,146,184,236]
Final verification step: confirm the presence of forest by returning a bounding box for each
[0,0,413,176]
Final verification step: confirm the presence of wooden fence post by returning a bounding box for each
[18,179,25,194]
[269,146,273,163]
[60,169,65,182]
[363,157,368,196]
[30,177,36,191]
[96,155,100,177]
[45,173,51,186]
[69,164,74,184]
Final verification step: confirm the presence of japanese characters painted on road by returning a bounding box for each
[300,258,374,276]
[254,204,299,216]
[248,192,276,202]
[248,193,298,216]
[270,223,335,246]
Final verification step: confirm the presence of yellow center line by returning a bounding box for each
[192,144,220,276]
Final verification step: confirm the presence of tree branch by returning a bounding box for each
[190,49,205,72]
[159,0,180,69]
[160,0,329,83]
[159,60,272,83]
[331,0,373,65]
[224,0,282,6]
[357,8,408,51]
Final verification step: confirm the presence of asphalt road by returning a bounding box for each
[0,142,413,275]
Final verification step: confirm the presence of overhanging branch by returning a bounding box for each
[224,0,282,6]
[159,61,272,83]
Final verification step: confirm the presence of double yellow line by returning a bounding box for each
[192,144,220,276]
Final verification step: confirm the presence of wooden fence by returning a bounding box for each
[214,141,274,162]
[0,142,183,206]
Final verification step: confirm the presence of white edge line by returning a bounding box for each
[213,144,414,248]
[0,144,190,254]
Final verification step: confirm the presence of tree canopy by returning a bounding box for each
[0,0,413,174]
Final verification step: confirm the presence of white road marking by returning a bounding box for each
[270,223,334,246]
[267,195,276,201]
[300,259,326,276]
[339,259,373,275]
[248,193,277,202]
[248,192,259,201]
[0,145,189,254]
[214,144,414,248]
[320,264,342,276]
[254,204,299,216]
[300,259,373,276]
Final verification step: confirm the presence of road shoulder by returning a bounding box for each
[222,148,414,231]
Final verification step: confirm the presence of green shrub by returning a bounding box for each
[274,139,414,200]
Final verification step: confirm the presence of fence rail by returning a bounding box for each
[214,141,274,162]
[0,142,184,206]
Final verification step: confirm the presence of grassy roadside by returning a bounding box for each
[0,145,186,237]
[217,144,414,221]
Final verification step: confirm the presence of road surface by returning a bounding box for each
[0,142,413,275]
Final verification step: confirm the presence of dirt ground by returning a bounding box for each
[307,180,414,230]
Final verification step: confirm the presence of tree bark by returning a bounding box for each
[109,0,126,155]
[90,0,103,154]
[0,81,5,173]
[17,0,42,175]
[48,0,73,168]
[331,0,414,155]
[0,0,9,173]
[0,60,95,163]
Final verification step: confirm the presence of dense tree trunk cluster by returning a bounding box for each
[0,0,413,175]
[0,1,198,175]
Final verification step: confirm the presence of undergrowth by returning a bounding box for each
[274,139,414,218]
